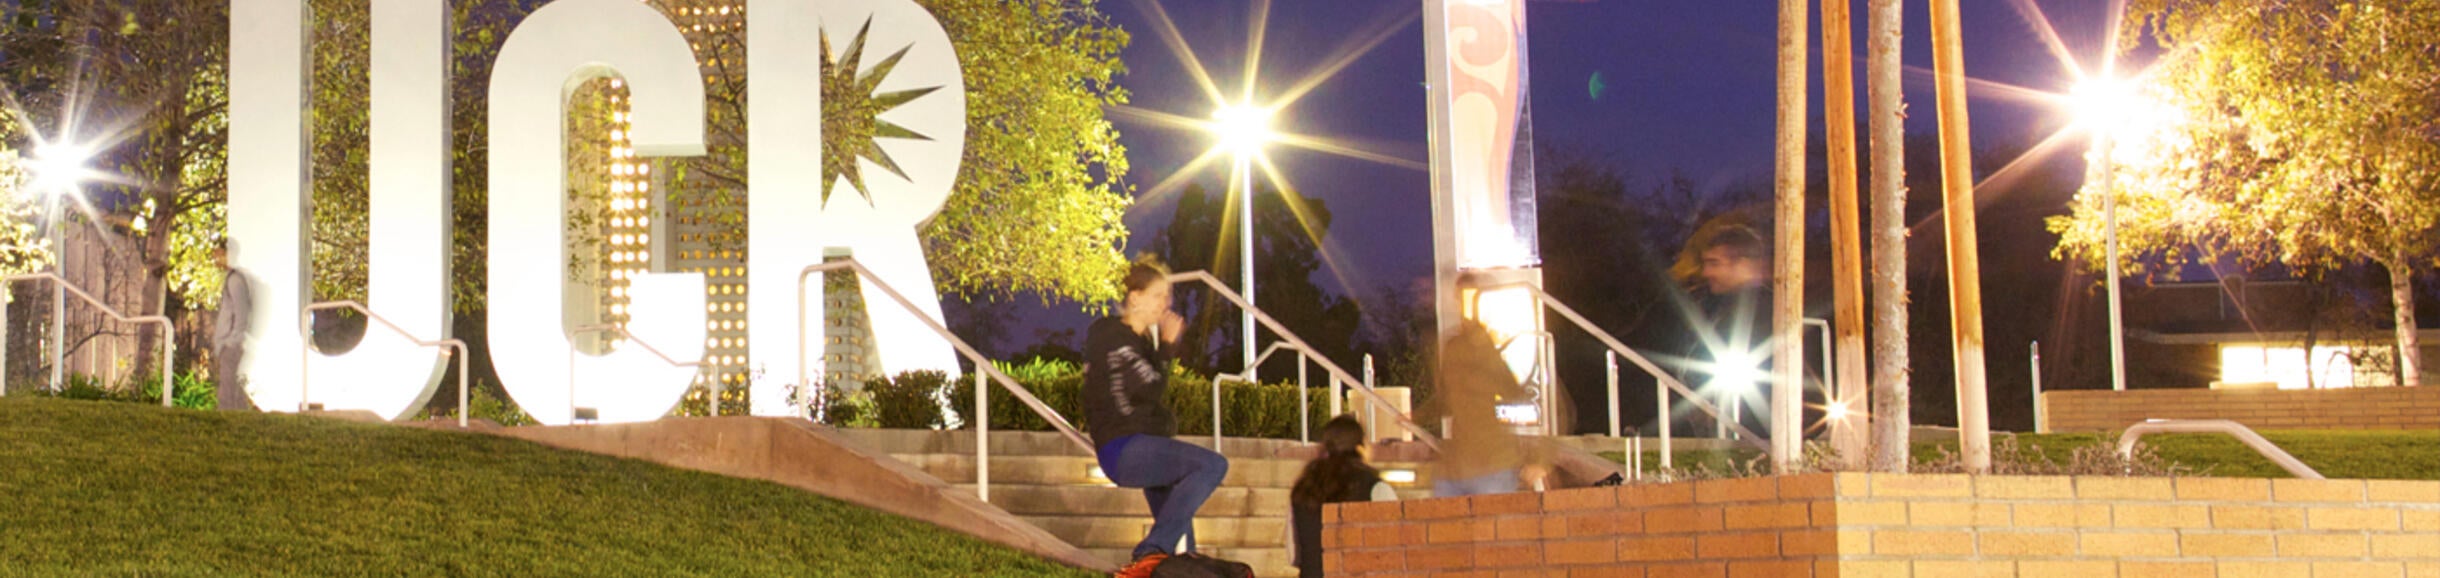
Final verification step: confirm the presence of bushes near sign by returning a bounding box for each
[854,359,1342,440]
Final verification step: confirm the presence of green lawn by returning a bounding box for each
[0,397,1094,577]
[1603,430,2440,480]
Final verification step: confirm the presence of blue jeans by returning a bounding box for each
[1432,469,1519,498]
[1098,435,1230,558]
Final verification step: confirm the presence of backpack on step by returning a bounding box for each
[1150,552,1254,578]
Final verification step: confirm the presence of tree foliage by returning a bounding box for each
[913,0,1132,306]
[2050,0,2440,383]
[1151,183,1359,380]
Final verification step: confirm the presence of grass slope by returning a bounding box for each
[0,397,1094,577]
[1605,430,2440,480]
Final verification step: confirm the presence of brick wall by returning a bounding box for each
[2043,386,2440,432]
[1322,473,2440,577]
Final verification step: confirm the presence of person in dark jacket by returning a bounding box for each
[1084,256,1229,578]
[1289,415,1397,578]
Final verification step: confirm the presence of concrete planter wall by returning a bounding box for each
[2044,387,2440,432]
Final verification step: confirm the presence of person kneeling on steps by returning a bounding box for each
[1085,256,1231,578]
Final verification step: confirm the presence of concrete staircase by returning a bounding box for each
[838,429,1435,578]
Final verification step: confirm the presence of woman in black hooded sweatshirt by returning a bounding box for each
[1084,256,1230,577]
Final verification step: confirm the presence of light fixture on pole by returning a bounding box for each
[1211,102,1274,380]
[26,140,96,393]
[2071,76,2140,393]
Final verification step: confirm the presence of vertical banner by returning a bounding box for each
[1429,0,1540,271]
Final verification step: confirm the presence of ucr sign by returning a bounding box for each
[228,0,964,424]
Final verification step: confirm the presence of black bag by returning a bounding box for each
[1150,552,1255,578]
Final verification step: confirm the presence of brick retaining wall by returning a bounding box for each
[1322,473,2440,577]
[2042,386,2440,432]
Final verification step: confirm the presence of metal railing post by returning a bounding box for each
[1362,354,1378,439]
[1211,368,1224,452]
[302,302,470,426]
[1607,350,1621,469]
[50,280,63,392]
[1297,350,1309,443]
[2031,341,2045,434]
[976,367,989,502]
[1658,375,1673,471]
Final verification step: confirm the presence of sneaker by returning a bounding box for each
[1113,552,1167,578]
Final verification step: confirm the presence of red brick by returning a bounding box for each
[1499,571,1566,578]
[1648,562,1728,578]
[1697,477,1780,504]
[1324,552,1343,575]
[1476,543,1544,569]
[1619,536,1697,561]
[1409,545,1474,570]
[1563,512,1639,538]
[1779,474,1836,499]
[1728,561,1810,578]
[1346,550,1405,573]
[1548,486,1622,511]
[1405,523,1432,545]
[1695,532,1779,559]
[1625,482,1697,507]
[1343,501,1406,522]
[1496,516,1546,541]
[1323,503,1343,523]
[1548,538,1620,565]
[1645,506,1725,533]
[1723,503,1810,530]
[1429,520,1479,544]
[1408,497,1473,520]
[1366,523,1409,547]
[1570,565,1647,578]
[1473,492,1544,516]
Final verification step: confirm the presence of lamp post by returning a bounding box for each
[1213,103,1273,380]
[2072,78,2138,392]
[28,142,97,392]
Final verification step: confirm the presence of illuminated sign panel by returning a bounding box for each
[229,0,964,424]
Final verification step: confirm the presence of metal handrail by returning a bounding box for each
[798,259,1095,457]
[2118,419,2323,479]
[1168,271,1442,450]
[569,322,717,421]
[1480,281,1770,454]
[303,301,470,427]
[1210,341,1313,450]
[2,273,175,406]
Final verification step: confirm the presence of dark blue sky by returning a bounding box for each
[992,0,2126,350]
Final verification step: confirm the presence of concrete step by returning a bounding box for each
[837,428,1333,459]
[1085,548,1296,578]
[1020,515,1290,549]
[957,483,1434,517]
[897,453,1438,489]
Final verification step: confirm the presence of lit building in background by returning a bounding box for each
[2126,274,2437,390]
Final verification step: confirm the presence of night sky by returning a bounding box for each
[994,0,2126,354]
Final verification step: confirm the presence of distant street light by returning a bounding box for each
[2072,76,2147,393]
[1209,102,1276,380]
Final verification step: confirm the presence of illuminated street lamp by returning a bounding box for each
[24,140,96,392]
[2071,76,2144,393]
[1210,102,1275,380]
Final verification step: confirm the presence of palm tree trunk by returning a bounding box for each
[1865,0,1910,473]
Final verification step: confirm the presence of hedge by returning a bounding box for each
[833,359,1342,440]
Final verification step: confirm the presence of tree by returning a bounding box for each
[2052,0,2440,386]
[1150,183,1360,380]
[1865,0,1910,472]
[1,0,230,379]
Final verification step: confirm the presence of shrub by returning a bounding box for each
[818,386,879,428]
[945,361,1336,440]
[864,370,952,429]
